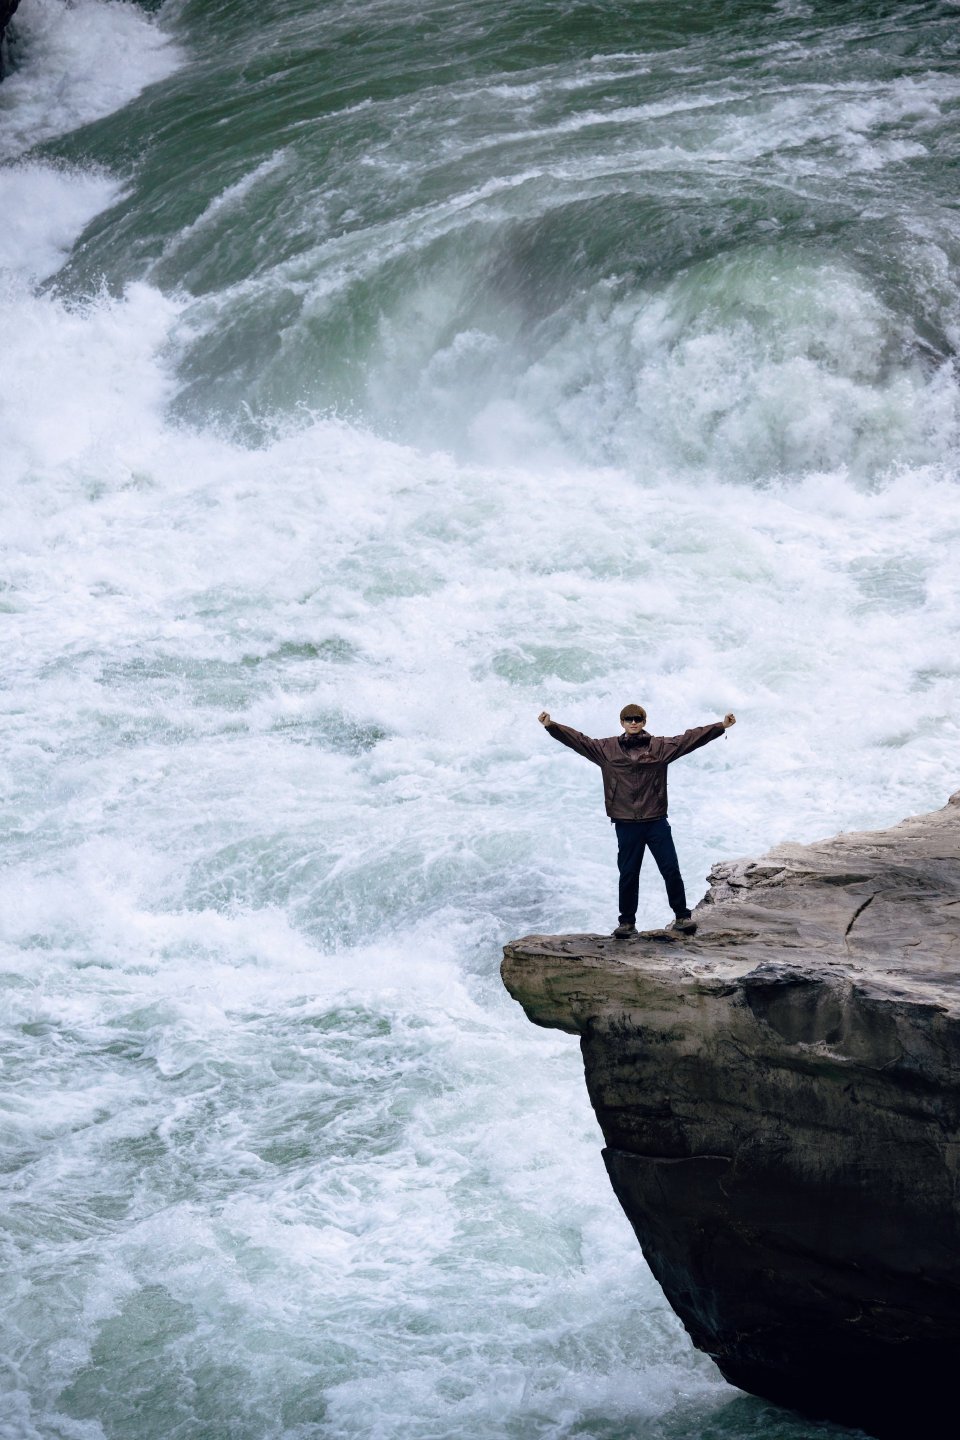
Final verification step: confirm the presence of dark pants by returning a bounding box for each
[614,817,689,924]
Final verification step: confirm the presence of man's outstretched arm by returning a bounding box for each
[538,711,606,766]
[663,712,736,762]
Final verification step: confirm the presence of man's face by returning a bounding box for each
[621,716,645,735]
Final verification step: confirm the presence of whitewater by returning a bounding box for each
[1,1,959,1436]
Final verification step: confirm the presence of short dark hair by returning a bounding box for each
[620,704,647,723]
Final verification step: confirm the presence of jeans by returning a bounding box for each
[614,816,689,924]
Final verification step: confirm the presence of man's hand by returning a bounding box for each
[538,711,552,726]
[722,712,736,729]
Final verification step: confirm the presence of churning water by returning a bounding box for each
[2,1,959,1436]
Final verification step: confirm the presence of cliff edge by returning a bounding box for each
[501,793,960,1438]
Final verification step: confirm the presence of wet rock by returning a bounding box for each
[501,793,960,1438]
[1,0,21,79]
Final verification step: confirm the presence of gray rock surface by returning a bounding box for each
[501,793,960,1438]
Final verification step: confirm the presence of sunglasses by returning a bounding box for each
[623,717,645,724]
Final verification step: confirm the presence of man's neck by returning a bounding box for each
[620,730,649,748]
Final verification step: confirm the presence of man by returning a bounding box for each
[538,703,736,938]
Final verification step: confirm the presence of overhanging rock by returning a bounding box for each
[502,793,960,1438]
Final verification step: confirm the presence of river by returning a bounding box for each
[1,2,958,1436]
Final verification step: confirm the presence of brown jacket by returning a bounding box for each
[545,720,725,821]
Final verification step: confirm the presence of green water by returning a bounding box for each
[47,1,960,454]
[2,0,958,1436]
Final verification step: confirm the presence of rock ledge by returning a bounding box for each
[502,794,960,1438]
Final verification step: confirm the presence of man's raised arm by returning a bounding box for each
[538,711,606,766]
[662,712,736,763]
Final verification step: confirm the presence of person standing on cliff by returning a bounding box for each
[538,704,736,938]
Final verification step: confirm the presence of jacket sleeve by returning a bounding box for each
[544,721,605,766]
[662,723,725,763]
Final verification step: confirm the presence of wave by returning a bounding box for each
[2,4,959,1439]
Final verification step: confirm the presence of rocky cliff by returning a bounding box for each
[502,793,960,1438]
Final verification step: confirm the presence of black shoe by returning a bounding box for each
[669,915,697,935]
[612,922,637,939]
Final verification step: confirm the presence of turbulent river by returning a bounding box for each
[1,2,959,1436]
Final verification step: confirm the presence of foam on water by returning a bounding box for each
[0,163,120,281]
[0,0,179,160]
[2,2,959,1437]
[364,244,960,476]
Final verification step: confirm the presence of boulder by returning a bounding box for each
[501,793,960,1438]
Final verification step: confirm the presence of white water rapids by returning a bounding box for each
[1,3,959,1437]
